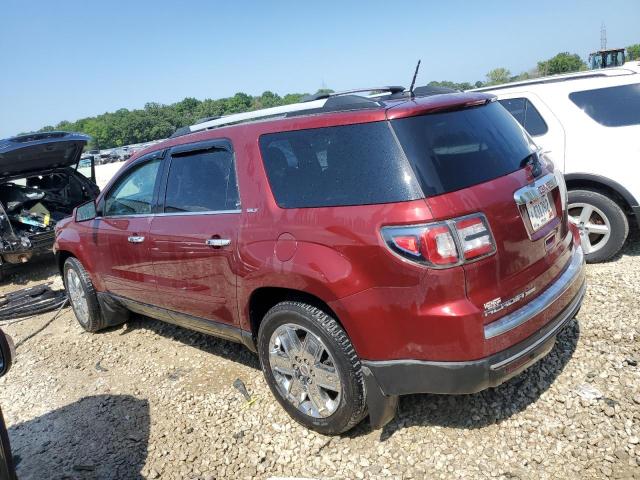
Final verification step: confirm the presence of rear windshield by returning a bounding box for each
[259,121,422,208]
[569,83,640,127]
[391,101,534,196]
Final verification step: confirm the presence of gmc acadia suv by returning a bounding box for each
[54,88,586,434]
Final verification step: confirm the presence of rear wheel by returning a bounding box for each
[63,257,106,332]
[257,301,367,435]
[568,189,629,263]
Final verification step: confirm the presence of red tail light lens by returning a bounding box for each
[393,235,421,257]
[381,213,495,268]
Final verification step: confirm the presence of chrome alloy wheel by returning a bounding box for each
[568,202,611,254]
[268,323,342,418]
[66,269,89,325]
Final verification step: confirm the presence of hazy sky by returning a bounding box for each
[1,0,638,137]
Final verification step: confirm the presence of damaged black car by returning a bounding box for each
[0,132,99,277]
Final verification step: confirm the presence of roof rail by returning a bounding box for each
[303,86,405,102]
[172,89,394,138]
[471,68,637,93]
[171,84,453,139]
[174,99,330,137]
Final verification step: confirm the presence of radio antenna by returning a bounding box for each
[409,60,421,98]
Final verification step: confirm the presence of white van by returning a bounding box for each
[475,65,640,262]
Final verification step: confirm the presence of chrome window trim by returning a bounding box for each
[484,245,585,340]
[97,209,242,220]
[154,209,242,217]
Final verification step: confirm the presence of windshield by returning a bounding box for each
[391,101,535,196]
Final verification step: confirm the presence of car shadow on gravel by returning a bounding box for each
[124,315,261,370]
[369,319,581,441]
[8,394,149,479]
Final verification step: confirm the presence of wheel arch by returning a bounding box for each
[55,248,105,291]
[55,250,74,277]
[564,173,639,226]
[247,287,343,345]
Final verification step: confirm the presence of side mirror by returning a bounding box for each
[0,329,14,377]
[75,200,98,222]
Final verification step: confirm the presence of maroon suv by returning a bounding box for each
[54,88,586,434]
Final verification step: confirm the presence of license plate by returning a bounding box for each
[526,194,554,231]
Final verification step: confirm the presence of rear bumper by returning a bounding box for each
[362,246,586,396]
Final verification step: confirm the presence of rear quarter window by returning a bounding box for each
[569,83,640,127]
[259,122,422,208]
[498,97,548,136]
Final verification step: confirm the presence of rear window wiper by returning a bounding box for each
[519,152,543,177]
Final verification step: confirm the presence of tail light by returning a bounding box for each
[381,213,496,268]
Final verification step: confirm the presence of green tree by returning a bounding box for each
[627,44,640,61]
[255,91,282,109]
[537,52,586,76]
[226,92,253,114]
[427,80,474,91]
[486,68,511,86]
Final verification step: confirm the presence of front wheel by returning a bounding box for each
[257,302,367,435]
[568,189,629,263]
[63,257,106,332]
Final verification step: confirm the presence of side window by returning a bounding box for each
[569,84,640,127]
[103,159,161,216]
[259,122,422,208]
[499,98,526,126]
[499,97,548,136]
[523,100,548,136]
[164,147,239,213]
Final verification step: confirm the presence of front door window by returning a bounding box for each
[104,159,161,216]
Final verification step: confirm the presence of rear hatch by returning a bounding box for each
[389,100,571,321]
[0,131,90,177]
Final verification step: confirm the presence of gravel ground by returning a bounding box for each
[0,233,639,480]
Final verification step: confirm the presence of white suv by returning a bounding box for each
[474,65,640,262]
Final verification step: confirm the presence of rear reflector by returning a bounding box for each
[381,213,496,268]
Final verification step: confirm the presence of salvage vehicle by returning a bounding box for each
[0,328,16,480]
[475,66,640,262]
[0,132,100,278]
[55,88,586,435]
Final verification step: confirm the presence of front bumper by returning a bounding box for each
[363,246,586,397]
[1,231,55,264]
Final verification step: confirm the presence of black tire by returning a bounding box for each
[257,301,367,435]
[568,189,629,263]
[63,257,106,332]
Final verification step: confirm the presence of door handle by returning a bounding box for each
[128,236,145,244]
[205,238,231,247]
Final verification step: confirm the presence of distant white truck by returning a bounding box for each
[475,66,640,262]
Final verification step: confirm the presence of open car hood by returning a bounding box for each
[0,131,91,178]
